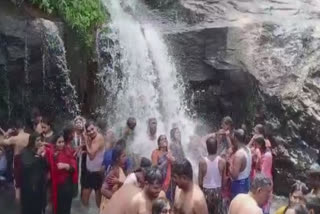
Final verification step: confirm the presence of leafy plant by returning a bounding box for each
[30,0,107,49]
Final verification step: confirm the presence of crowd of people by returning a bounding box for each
[0,114,319,214]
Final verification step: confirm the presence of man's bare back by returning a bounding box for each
[229,194,262,214]
[174,184,208,214]
[127,190,165,214]
[1,131,29,155]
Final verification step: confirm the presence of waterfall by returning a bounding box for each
[98,0,198,165]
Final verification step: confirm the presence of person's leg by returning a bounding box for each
[81,188,92,207]
[58,179,74,214]
[95,189,102,208]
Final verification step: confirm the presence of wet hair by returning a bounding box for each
[255,124,265,136]
[148,118,157,125]
[85,120,96,129]
[42,117,53,127]
[145,166,163,185]
[250,173,272,192]
[63,125,74,142]
[306,195,320,213]
[140,157,152,169]
[52,132,64,145]
[14,120,24,129]
[127,117,136,126]
[116,138,126,148]
[172,158,193,181]
[157,135,167,145]
[289,182,309,196]
[255,135,266,152]
[206,136,217,155]
[222,116,233,127]
[112,143,125,166]
[152,197,170,214]
[288,205,309,214]
[233,129,245,143]
[170,127,179,141]
[27,133,40,149]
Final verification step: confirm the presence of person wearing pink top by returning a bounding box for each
[255,136,273,214]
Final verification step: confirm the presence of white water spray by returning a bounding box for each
[98,0,199,164]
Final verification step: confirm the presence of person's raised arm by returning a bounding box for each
[198,159,207,189]
[218,157,227,188]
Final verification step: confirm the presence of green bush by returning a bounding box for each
[30,0,107,48]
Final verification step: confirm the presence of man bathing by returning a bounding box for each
[81,120,105,207]
[0,120,30,201]
[229,129,252,199]
[173,158,208,214]
[229,173,272,214]
[127,166,166,214]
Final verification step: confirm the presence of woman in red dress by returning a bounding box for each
[46,133,78,214]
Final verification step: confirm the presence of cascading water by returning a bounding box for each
[98,0,200,166]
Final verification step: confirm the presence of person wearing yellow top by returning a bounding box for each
[275,182,308,214]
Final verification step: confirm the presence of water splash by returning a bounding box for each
[98,0,199,166]
[39,19,80,116]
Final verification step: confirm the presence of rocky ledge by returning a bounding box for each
[146,0,320,195]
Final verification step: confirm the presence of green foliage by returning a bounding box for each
[30,0,107,48]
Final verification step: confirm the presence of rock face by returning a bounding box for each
[147,0,320,195]
[0,0,93,127]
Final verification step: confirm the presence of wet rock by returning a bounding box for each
[0,0,83,125]
[161,0,320,195]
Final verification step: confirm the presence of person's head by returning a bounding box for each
[250,173,273,207]
[254,135,266,153]
[206,136,217,155]
[152,197,171,214]
[135,157,152,187]
[27,133,42,150]
[112,143,126,167]
[85,120,98,139]
[14,120,24,130]
[41,117,53,134]
[148,118,157,136]
[285,205,309,214]
[172,158,193,190]
[288,182,309,207]
[232,129,245,148]
[170,127,181,142]
[74,116,86,132]
[144,166,163,199]
[127,117,137,130]
[253,124,265,136]
[306,195,320,214]
[63,125,74,143]
[221,116,233,131]
[307,169,320,191]
[53,133,65,151]
[157,135,168,151]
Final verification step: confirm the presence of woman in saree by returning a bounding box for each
[151,135,175,202]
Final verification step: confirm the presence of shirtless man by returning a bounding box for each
[229,173,272,214]
[0,120,30,201]
[81,120,105,207]
[147,118,157,141]
[173,158,208,214]
[229,129,252,199]
[127,166,166,214]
